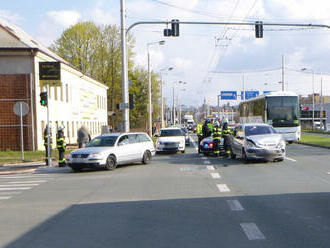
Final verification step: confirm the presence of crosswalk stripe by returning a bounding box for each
[0,196,12,200]
[0,187,31,191]
[217,184,230,192]
[240,223,265,240]
[227,200,244,211]
[210,173,220,178]
[7,180,47,184]
[0,184,39,187]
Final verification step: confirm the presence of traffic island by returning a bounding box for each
[295,134,330,149]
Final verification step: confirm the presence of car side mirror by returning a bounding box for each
[236,135,244,140]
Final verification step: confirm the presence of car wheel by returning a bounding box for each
[181,150,185,154]
[230,147,236,159]
[105,155,117,170]
[142,151,151,164]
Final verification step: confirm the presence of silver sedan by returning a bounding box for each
[230,123,286,162]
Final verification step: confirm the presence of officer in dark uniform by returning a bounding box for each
[212,121,221,157]
[56,126,66,167]
[44,125,52,165]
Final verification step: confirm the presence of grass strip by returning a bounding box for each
[300,134,330,147]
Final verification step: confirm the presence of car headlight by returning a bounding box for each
[276,141,286,149]
[89,153,104,159]
[246,140,257,148]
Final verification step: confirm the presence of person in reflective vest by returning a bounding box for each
[44,125,52,165]
[222,121,232,157]
[212,121,221,156]
[196,121,203,153]
[56,126,66,167]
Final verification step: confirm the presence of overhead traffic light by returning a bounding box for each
[40,92,47,106]
[163,19,180,37]
[255,21,263,38]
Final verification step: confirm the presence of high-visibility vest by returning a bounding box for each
[212,127,221,140]
[56,132,66,149]
[222,127,231,137]
[44,135,52,146]
[207,123,213,132]
[196,123,203,135]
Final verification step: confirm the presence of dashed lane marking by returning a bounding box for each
[210,173,220,179]
[7,180,47,184]
[240,223,266,240]
[203,160,211,165]
[0,187,31,191]
[227,200,244,211]
[207,165,215,170]
[285,156,297,162]
[0,184,39,187]
[217,184,230,192]
[0,196,12,200]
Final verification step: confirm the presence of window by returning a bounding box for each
[72,121,75,138]
[128,134,138,144]
[67,121,70,138]
[61,85,63,102]
[118,135,129,145]
[138,134,151,142]
[66,84,69,103]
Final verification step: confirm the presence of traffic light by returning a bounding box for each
[171,19,179,37]
[164,28,172,37]
[129,94,134,109]
[255,21,263,38]
[40,92,47,106]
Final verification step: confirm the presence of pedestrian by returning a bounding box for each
[202,119,212,139]
[56,126,66,167]
[212,121,222,157]
[152,123,157,136]
[43,125,52,165]
[77,125,91,148]
[221,120,232,158]
[196,120,203,153]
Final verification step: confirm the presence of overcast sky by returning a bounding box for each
[1,0,330,107]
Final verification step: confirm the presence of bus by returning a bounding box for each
[238,91,301,142]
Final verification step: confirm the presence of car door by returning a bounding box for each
[116,135,131,163]
[128,134,140,161]
[232,125,244,156]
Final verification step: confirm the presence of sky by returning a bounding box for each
[1,0,330,107]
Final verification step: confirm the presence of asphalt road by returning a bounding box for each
[0,135,330,248]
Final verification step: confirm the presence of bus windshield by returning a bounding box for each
[266,96,299,127]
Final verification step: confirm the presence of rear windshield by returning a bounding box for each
[245,125,276,136]
[86,136,118,147]
[160,129,182,137]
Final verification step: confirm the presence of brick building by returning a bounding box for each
[0,18,108,151]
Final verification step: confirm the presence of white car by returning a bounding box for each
[67,132,155,172]
[230,123,286,162]
[155,127,186,153]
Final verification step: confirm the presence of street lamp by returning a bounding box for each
[172,81,187,124]
[159,67,174,128]
[147,40,165,137]
[301,68,315,129]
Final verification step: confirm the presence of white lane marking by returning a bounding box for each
[7,180,47,184]
[0,192,21,195]
[285,156,297,162]
[240,223,266,240]
[207,165,215,170]
[217,184,230,192]
[210,173,220,179]
[201,157,207,160]
[0,187,31,191]
[204,160,211,165]
[0,175,52,179]
[0,184,39,187]
[227,200,244,211]
[326,172,330,175]
[0,196,12,200]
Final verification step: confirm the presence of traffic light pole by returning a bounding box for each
[46,84,51,167]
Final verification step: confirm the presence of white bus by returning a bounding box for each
[238,91,301,142]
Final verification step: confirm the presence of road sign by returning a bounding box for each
[13,102,29,116]
[220,91,237,100]
[39,62,62,87]
[263,91,272,94]
[119,103,129,110]
[241,91,259,100]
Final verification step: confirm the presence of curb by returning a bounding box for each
[294,141,330,150]
[0,162,45,173]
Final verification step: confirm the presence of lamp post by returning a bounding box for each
[172,81,186,124]
[178,88,186,124]
[159,67,173,128]
[147,40,165,137]
[301,68,315,129]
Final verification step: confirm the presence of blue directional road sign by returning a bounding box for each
[263,91,272,94]
[220,91,237,100]
[241,91,259,100]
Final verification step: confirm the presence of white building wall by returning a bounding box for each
[35,52,108,150]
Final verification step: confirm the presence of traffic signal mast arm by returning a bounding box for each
[126,20,330,34]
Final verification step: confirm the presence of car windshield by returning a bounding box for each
[245,125,276,136]
[160,129,182,137]
[86,136,118,147]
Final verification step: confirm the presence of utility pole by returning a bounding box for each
[120,0,129,132]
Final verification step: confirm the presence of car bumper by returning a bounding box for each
[246,148,285,160]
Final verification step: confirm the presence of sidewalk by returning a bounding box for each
[0,161,46,174]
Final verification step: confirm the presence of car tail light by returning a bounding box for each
[209,142,214,148]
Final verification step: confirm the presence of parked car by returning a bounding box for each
[199,136,225,156]
[155,127,186,153]
[66,132,155,172]
[230,123,286,162]
[180,126,190,146]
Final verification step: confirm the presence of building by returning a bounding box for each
[0,18,108,151]
[300,103,330,131]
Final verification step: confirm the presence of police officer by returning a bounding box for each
[56,126,66,167]
[44,125,52,165]
[196,120,203,153]
[221,120,232,157]
[212,121,221,157]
